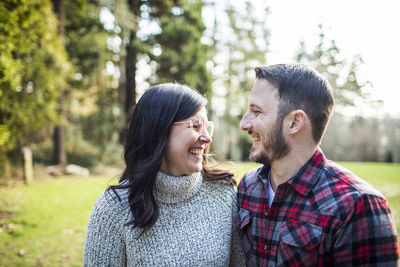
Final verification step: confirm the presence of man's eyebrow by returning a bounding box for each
[249,104,262,110]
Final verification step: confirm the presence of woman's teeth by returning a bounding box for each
[189,148,203,155]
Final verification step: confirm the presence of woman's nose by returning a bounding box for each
[199,132,212,144]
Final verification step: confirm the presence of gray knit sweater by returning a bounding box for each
[83,171,246,266]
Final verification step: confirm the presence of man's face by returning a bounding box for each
[240,79,290,165]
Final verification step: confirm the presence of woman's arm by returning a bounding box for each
[229,188,246,267]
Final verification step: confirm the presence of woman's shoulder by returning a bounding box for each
[203,179,237,201]
[204,178,235,189]
[92,186,130,215]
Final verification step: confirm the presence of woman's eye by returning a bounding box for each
[253,110,261,116]
[192,121,202,129]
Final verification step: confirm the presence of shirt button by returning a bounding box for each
[265,211,268,216]
[264,244,268,250]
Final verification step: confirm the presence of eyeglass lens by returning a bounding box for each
[192,119,213,136]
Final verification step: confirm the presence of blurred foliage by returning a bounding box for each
[65,0,109,78]
[322,114,400,163]
[102,0,213,143]
[295,25,400,163]
[150,0,212,97]
[208,0,270,160]
[0,0,71,175]
[295,24,370,110]
[0,0,399,179]
[63,0,120,154]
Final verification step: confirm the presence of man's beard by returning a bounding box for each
[249,118,290,165]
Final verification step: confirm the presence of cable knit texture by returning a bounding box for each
[83,171,245,266]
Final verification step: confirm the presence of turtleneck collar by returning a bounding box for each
[155,171,203,204]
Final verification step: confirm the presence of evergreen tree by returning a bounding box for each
[106,0,213,143]
[63,0,116,162]
[52,0,67,165]
[295,25,373,160]
[0,0,70,175]
[295,25,369,109]
[102,0,144,142]
[150,0,212,98]
[206,0,270,160]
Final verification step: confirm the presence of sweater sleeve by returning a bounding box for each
[229,187,246,267]
[83,191,127,267]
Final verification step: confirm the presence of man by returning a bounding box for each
[236,63,399,266]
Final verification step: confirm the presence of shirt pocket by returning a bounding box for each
[278,220,322,264]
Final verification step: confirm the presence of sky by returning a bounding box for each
[264,0,400,117]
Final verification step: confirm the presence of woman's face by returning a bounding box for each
[161,106,212,176]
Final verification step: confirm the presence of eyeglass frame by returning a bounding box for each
[174,118,214,137]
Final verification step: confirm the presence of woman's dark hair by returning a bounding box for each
[108,83,234,231]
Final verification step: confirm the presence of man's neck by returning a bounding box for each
[269,145,319,191]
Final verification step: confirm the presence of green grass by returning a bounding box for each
[0,176,119,267]
[0,162,399,266]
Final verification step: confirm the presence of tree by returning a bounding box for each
[52,0,67,165]
[150,0,212,98]
[295,25,378,161]
[63,0,115,163]
[295,25,369,110]
[0,0,70,176]
[205,0,270,160]
[105,0,214,143]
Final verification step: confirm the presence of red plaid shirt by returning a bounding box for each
[236,149,399,266]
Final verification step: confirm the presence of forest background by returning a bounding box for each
[1,0,400,180]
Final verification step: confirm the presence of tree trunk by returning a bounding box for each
[52,0,66,165]
[125,30,137,121]
[53,122,66,165]
[120,0,141,144]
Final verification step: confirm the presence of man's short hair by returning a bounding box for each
[255,63,334,144]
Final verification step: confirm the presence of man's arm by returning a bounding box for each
[333,194,399,266]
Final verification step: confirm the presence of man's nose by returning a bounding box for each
[240,112,251,131]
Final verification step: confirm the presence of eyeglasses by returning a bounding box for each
[174,118,214,137]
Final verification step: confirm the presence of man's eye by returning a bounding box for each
[253,110,261,116]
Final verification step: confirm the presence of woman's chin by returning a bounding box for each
[188,163,202,174]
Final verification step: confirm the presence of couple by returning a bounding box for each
[84,64,398,266]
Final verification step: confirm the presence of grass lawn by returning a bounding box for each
[0,162,399,266]
[0,175,119,267]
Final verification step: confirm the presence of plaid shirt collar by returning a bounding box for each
[257,148,327,196]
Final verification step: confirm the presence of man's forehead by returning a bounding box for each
[250,80,279,98]
[252,78,278,91]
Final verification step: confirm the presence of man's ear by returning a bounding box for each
[286,110,307,134]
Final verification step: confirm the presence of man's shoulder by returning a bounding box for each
[305,160,391,224]
[326,161,382,196]
[320,160,385,200]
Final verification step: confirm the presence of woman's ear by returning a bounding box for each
[287,110,307,135]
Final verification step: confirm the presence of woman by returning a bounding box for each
[83,83,245,266]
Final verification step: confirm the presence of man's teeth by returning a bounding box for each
[189,148,203,155]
